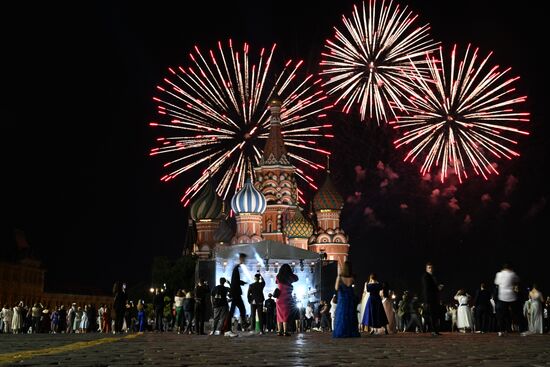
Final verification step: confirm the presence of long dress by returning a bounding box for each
[362,282,388,328]
[382,298,396,333]
[12,306,22,333]
[455,294,473,330]
[333,283,360,338]
[524,290,544,334]
[358,283,369,326]
[276,278,297,323]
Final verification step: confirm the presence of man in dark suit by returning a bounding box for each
[247,273,265,334]
[422,262,442,336]
[225,253,248,336]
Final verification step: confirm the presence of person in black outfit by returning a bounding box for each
[113,281,127,333]
[194,278,210,335]
[247,272,265,333]
[226,253,248,334]
[210,277,230,335]
[421,262,442,336]
[265,293,276,332]
[153,289,165,332]
[474,283,491,333]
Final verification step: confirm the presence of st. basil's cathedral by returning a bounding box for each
[187,97,350,268]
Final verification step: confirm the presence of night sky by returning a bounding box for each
[4,1,548,298]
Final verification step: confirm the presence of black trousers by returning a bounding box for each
[228,296,247,331]
[250,303,263,331]
[266,310,276,331]
[475,305,490,332]
[154,308,163,331]
[194,301,206,334]
[423,303,439,333]
[496,300,513,332]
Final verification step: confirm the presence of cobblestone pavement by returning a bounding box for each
[1,332,549,366]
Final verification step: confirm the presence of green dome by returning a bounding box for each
[284,209,313,239]
[313,173,344,211]
[190,181,222,221]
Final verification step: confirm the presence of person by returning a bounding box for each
[333,261,360,338]
[362,273,388,334]
[113,281,127,333]
[66,303,76,333]
[183,291,195,334]
[174,290,185,334]
[474,283,491,333]
[421,262,442,336]
[210,277,229,335]
[50,306,60,333]
[522,285,544,335]
[225,253,248,337]
[382,288,397,333]
[136,300,146,332]
[194,278,210,335]
[358,282,370,332]
[264,293,276,333]
[1,305,13,333]
[494,263,519,336]
[454,289,473,332]
[247,273,265,334]
[275,263,298,336]
[153,289,165,332]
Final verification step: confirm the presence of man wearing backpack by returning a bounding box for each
[210,277,229,335]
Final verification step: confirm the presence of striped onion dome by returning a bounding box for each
[190,180,223,221]
[231,179,267,214]
[313,173,344,211]
[283,209,313,239]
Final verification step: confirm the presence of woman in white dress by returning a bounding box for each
[358,282,369,332]
[12,302,23,334]
[454,289,473,332]
[523,285,544,335]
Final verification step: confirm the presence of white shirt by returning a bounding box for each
[494,269,519,302]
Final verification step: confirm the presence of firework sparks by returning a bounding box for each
[150,40,332,205]
[320,0,437,123]
[392,45,530,183]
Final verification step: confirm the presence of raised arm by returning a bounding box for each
[335,274,341,291]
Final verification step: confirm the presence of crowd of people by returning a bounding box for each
[1,260,549,338]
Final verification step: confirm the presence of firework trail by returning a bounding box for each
[150,40,332,205]
[392,45,530,183]
[320,0,437,122]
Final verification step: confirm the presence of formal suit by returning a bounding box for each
[227,264,247,331]
[421,272,440,333]
[247,275,265,331]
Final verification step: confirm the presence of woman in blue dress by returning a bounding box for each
[362,273,388,334]
[333,261,360,338]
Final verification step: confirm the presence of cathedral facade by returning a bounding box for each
[188,98,350,267]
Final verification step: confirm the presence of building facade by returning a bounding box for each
[189,97,350,267]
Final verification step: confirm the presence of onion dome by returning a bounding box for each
[190,180,223,221]
[313,173,344,211]
[213,219,233,244]
[284,209,313,239]
[231,179,267,214]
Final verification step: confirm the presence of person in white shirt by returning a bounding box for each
[494,263,519,336]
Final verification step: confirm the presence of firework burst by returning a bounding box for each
[150,40,332,205]
[320,0,437,123]
[392,45,530,183]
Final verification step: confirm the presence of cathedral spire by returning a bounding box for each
[260,96,291,166]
